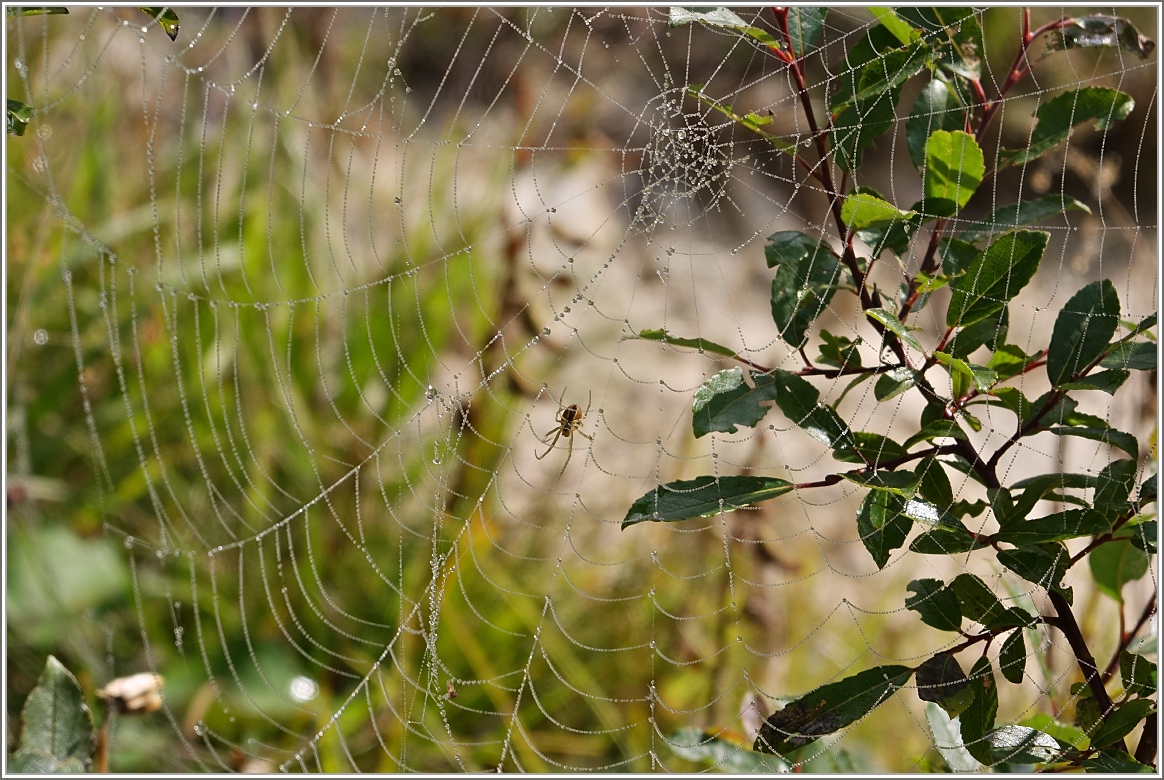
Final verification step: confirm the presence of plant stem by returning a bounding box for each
[1048,589,1127,753]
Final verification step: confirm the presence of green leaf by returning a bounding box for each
[688,87,799,157]
[833,431,906,466]
[1094,458,1137,520]
[829,33,929,116]
[910,523,980,555]
[5,7,68,16]
[1120,651,1156,697]
[874,367,915,401]
[1100,340,1156,371]
[947,230,1048,328]
[916,654,975,721]
[668,7,780,48]
[841,192,915,230]
[950,573,1033,629]
[906,580,962,632]
[1139,473,1157,504]
[766,231,842,348]
[1046,280,1121,387]
[622,475,794,527]
[1090,698,1156,749]
[915,456,953,508]
[949,307,1007,360]
[1046,425,1139,461]
[1003,88,1135,167]
[934,351,997,397]
[669,727,788,772]
[1083,749,1157,773]
[830,26,929,171]
[626,328,739,359]
[770,370,854,451]
[868,7,920,45]
[1089,537,1149,602]
[998,544,1071,599]
[960,656,999,764]
[817,330,863,369]
[9,656,94,773]
[1052,15,1156,59]
[958,195,1091,243]
[857,490,912,569]
[1060,369,1130,395]
[994,509,1111,545]
[139,6,180,40]
[842,469,920,497]
[785,7,828,58]
[985,725,1064,764]
[907,78,967,168]
[923,130,984,210]
[937,239,980,282]
[7,98,31,137]
[897,7,981,81]
[866,308,923,352]
[903,420,968,450]
[754,665,914,755]
[692,369,775,438]
[999,630,1026,684]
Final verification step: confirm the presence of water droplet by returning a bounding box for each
[393,196,402,205]
[193,721,206,736]
[33,329,48,345]
[123,536,135,549]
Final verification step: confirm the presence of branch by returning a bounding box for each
[1048,589,1128,753]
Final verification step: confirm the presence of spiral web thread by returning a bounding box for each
[5,6,1157,772]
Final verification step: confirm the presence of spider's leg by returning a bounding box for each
[557,432,574,478]
[577,430,594,441]
[536,428,563,459]
[540,426,561,443]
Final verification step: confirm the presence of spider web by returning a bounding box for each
[5,6,1158,772]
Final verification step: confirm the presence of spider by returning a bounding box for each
[535,388,593,478]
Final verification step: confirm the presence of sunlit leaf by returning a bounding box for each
[139,6,180,40]
[625,328,739,359]
[923,130,983,210]
[692,369,775,438]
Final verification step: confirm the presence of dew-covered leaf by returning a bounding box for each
[669,727,788,772]
[985,725,1064,765]
[866,307,923,352]
[140,6,180,40]
[770,370,854,451]
[1051,14,1155,59]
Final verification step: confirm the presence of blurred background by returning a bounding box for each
[5,7,1157,771]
